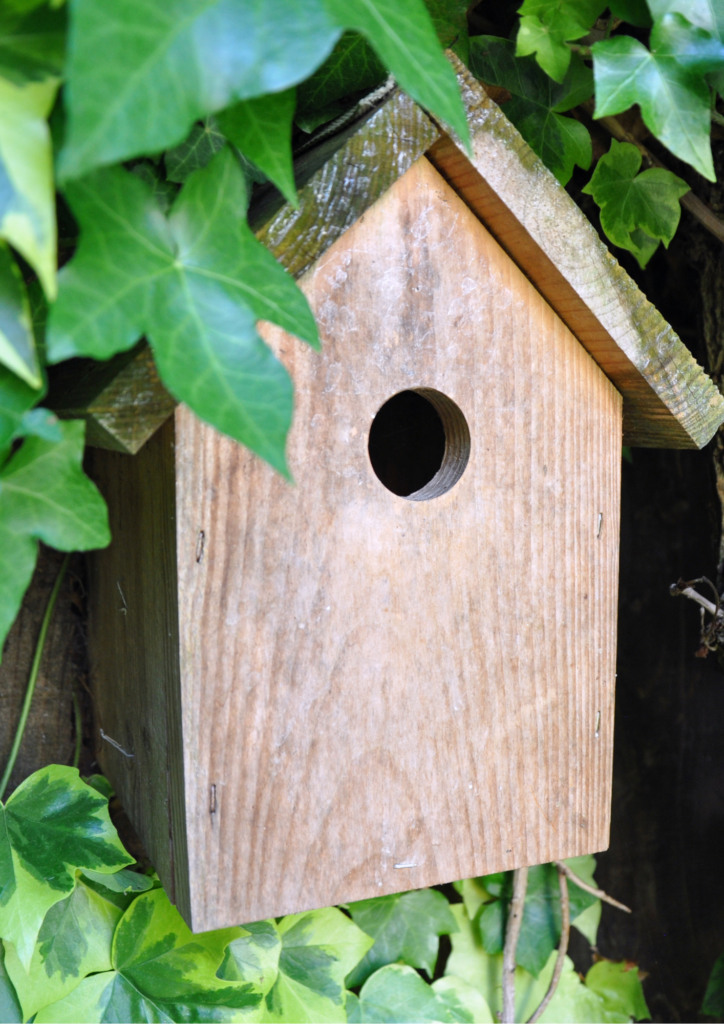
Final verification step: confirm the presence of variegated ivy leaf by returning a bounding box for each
[4,878,122,1020]
[0,418,109,653]
[35,888,263,1024]
[0,241,40,388]
[60,0,467,180]
[0,941,21,1024]
[218,920,282,998]
[263,908,373,1023]
[47,147,319,476]
[0,72,58,309]
[0,767,132,971]
[0,4,66,85]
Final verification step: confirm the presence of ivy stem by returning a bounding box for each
[0,553,71,801]
[72,683,82,770]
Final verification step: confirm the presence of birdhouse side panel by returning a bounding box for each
[174,156,622,931]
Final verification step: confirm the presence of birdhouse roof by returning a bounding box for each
[54,54,724,453]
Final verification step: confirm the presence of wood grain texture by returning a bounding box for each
[49,343,176,455]
[86,421,189,912]
[173,157,622,931]
[427,54,724,450]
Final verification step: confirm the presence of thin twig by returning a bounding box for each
[582,102,724,247]
[554,860,632,913]
[502,866,528,1023]
[0,553,71,800]
[529,866,569,1023]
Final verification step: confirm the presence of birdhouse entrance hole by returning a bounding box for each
[367,388,470,501]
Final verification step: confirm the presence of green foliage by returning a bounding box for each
[0,766,649,1024]
[346,888,458,986]
[516,0,605,81]
[47,149,318,475]
[295,32,387,131]
[469,36,592,183]
[0,419,109,652]
[592,13,724,181]
[0,244,39,389]
[217,90,298,206]
[582,139,690,266]
[703,950,724,1016]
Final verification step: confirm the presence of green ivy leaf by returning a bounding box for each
[431,976,494,1023]
[0,767,131,971]
[593,12,724,180]
[353,963,483,1023]
[0,941,21,1024]
[296,31,387,124]
[3,878,122,1020]
[263,907,373,1023]
[165,118,226,184]
[218,90,298,206]
[218,921,281,998]
[60,0,468,178]
[476,864,597,977]
[703,951,724,1016]
[47,148,319,475]
[0,241,40,387]
[564,856,602,946]
[59,0,342,180]
[586,961,651,1022]
[469,37,592,184]
[0,4,65,85]
[424,0,470,61]
[581,138,690,267]
[516,0,606,82]
[80,868,153,895]
[0,364,40,451]
[608,0,652,27]
[346,889,458,987]
[35,887,261,1024]
[0,419,109,652]
[325,0,469,147]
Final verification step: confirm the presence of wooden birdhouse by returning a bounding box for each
[70,59,724,932]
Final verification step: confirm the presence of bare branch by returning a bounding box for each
[528,866,570,1024]
[554,860,632,914]
[502,866,528,1023]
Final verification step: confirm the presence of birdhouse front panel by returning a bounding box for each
[144,155,621,931]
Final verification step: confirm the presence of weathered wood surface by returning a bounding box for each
[0,548,86,796]
[49,344,176,456]
[90,156,622,930]
[87,422,189,911]
[427,55,724,450]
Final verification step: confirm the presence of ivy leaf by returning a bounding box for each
[424,0,470,62]
[469,37,592,184]
[0,242,41,387]
[218,90,298,206]
[593,13,724,180]
[35,887,261,1024]
[0,4,65,85]
[582,139,690,267]
[608,0,652,27]
[476,864,597,977]
[60,0,468,179]
[0,419,109,652]
[516,0,606,82]
[585,960,651,1021]
[0,73,58,309]
[564,856,601,946]
[165,118,226,184]
[703,951,724,1016]
[263,907,373,1023]
[353,963,474,1023]
[296,31,387,124]
[431,976,494,1023]
[0,767,131,971]
[80,868,154,895]
[60,0,342,179]
[325,0,469,148]
[218,921,282,998]
[3,878,122,1020]
[0,942,21,1024]
[346,889,458,988]
[47,148,318,475]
